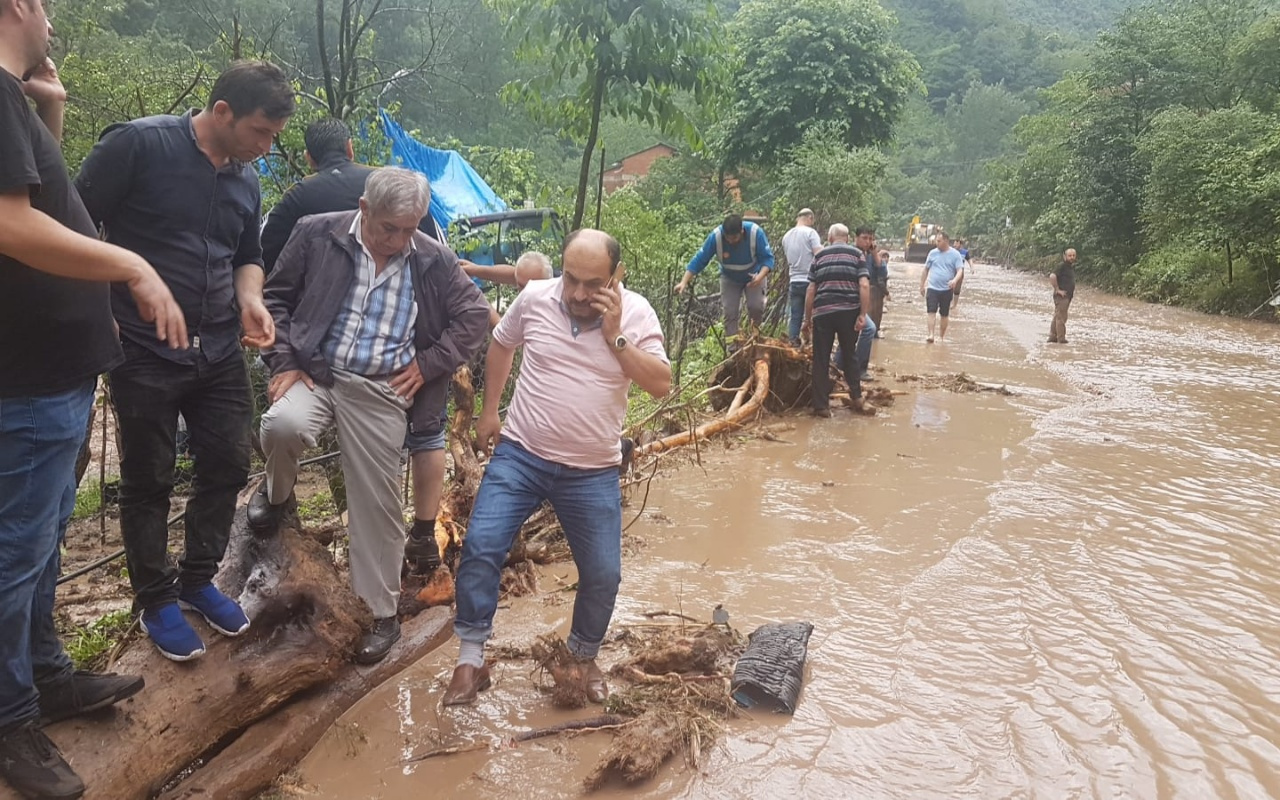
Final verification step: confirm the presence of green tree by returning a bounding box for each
[492,0,726,230]
[718,0,921,167]
[777,123,888,233]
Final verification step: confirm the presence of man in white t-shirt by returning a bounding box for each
[781,208,822,346]
[443,229,671,707]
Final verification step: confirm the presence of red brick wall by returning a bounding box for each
[602,144,677,194]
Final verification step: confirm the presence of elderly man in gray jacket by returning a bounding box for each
[249,167,489,663]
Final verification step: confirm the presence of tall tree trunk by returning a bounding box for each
[315,0,339,117]
[572,69,608,231]
[1226,241,1234,284]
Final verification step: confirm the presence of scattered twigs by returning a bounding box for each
[511,715,631,743]
[401,742,489,764]
[641,611,703,623]
[622,457,660,533]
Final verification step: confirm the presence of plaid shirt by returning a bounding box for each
[320,213,419,376]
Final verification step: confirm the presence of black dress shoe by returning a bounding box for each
[246,483,287,531]
[355,617,401,664]
[37,670,145,725]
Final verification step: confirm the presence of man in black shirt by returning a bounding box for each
[0,4,184,795]
[76,61,295,663]
[260,117,443,272]
[1048,248,1077,344]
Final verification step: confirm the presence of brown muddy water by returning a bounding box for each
[295,260,1280,799]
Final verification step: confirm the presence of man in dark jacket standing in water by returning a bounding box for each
[1048,248,1077,344]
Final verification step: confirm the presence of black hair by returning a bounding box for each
[722,214,744,237]
[305,117,352,163]
[207,61,296,121]
[563,229,622,273]
[855,226,876,237]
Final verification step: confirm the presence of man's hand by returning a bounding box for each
[21,59,66,107]
[240,301,275,349]
[747,272,767,289]
[948,277,959,291]
[593,280,624,344]
[475,409,502,456]
[855,314,866,332]
[390,359,424,400]
[919,284,926,298]
[127,264,188,348]
[801,317,812,337]
[1054,289,1067,298]
[268,369,314,405]
[674,275,691,295]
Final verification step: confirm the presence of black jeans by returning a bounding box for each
[812,310,862,411]
[110,342,252,611]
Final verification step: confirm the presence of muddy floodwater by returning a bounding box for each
[296,260,1280,799]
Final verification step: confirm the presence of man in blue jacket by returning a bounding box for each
[674,214,774,346]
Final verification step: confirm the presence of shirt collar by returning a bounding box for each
[553,278,604,338]
[185,109,247,172]
[351,210,416,259]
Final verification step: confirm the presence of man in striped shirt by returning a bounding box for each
[252,167,489,663]
[802,224,871,417]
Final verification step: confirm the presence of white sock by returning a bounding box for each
[457,640,485,668]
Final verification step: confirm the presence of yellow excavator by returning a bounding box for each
[905,216,943,263]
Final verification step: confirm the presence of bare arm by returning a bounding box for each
[461,261,518,286]
[235,263,275,349]
[23,60,66,142]
[475,339,517,453]
[0,191,186,345]
[612,344,671,399]
[858,277,871,325]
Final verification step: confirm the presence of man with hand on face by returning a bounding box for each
[444,229,671,707]
[250,167,488,664]
[75,61,294,662]
[0,1,185,795]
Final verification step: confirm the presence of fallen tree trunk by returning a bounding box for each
[0,511,370,800]
[4,369,491,800]
[636,358,770,457]
[159,606,451,800]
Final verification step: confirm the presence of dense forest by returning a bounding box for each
[44,0,1280,315]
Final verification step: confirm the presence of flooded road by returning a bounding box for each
[296,261,1280,799]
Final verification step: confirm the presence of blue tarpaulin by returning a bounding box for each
[378,109,506,233]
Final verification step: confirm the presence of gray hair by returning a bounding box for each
[362,166,430,218]
[515,251,554,282]
[827,223,849,241]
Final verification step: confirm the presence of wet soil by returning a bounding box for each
[287,257,1280,799]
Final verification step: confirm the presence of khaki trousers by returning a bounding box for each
[260,370,409,618]
[1050,294,1072,342]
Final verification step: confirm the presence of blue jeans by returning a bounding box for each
[788,282,808,343]
[0,381,94,729]
[455,439,622,659]
[833,313,876,373]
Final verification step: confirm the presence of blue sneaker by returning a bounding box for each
[140,604,206,662]
[179,584,250,637]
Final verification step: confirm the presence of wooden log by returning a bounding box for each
[8,367,487,800]
[635,358,770,457]
[159,607,452,800]
[0,509,368,800]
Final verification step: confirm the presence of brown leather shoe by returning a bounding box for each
[442,663,491,706]
[582,659,608,704]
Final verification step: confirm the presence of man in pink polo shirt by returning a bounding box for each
[443,229,671,706]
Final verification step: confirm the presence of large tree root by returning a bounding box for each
[636,357,771,458]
